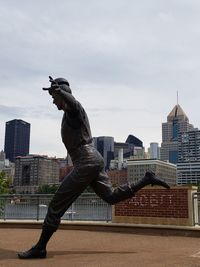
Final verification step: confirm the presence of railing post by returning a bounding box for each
[3,197,7,221]
[106,204,110,222]
[198,193,200,226]
[71,203,74,221]
[36,195,40,221]
[192,192,196,225]
[192,192,199,226]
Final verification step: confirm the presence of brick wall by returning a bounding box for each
[113,186,197,226]
[107,169,127,186]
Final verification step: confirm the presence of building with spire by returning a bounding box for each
[160,104,193,164]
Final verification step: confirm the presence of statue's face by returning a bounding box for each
[52,93,64,110]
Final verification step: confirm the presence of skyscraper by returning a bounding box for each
[93,136,114,170]
[160,104,193,164]
[178,130,200,162]
[4,119,31,162]
[177,129,200,185]
[114,134,144,159]
[124,134,144,158]
[148,142,160,159]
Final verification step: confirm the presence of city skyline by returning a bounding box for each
[0,97,198,159]
[0,101,198,159]
[1,1,200,157]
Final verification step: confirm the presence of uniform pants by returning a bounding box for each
[43,145,133,232]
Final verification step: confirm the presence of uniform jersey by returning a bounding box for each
[61,101,93,156]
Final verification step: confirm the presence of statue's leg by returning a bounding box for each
[131,171,170,191]
[18,166,99,259]
[90,170,133,205]
[91,170,170,205]
[43,168,88,232]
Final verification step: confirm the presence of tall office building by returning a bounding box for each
[177,129,200,185]
[114,142,129,159]
[148,142,160,159]
[93,136,114,170]
[178,130,200,162]
[114,134,144,159]
[4,119,31,162]
[160,104,193,164]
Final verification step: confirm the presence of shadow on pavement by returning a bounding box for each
[48,250,136,258]
[0,248,136,260]
[0,248,18,260]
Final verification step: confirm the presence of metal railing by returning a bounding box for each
[192,192,200,225]
[0,194,112,222]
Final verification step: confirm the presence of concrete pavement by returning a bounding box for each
[0,227,200,267]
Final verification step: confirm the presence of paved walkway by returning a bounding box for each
[0,228,200,267]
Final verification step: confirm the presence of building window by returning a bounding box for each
[22,165,31,185]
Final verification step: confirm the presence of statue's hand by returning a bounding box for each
[42,84,61,95]
[43,76,62,95]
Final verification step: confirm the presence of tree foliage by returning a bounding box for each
[0,171,9,194]
[37,184,59,194]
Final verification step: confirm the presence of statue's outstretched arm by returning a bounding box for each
[54,89,78,111]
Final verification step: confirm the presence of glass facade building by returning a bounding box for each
[177,130,200,185]
[114,135,144,159]
[4,119,31,162]
[93,136,114,170]
[148,142,160,159]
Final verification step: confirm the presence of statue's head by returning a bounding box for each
[43,76,72,111]
[50,77,72,94]
[53,77,69,86]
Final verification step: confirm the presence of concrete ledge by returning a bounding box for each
[0,220,200,238]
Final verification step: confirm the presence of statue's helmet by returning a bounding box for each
[50,76,72,94]
[53,78,70,87]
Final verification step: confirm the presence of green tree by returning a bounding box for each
[0,171,9,194]
[37,184,59,194]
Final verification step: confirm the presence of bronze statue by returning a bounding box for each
[18,76,170,259]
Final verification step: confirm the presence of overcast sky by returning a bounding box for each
[1,0,200,158]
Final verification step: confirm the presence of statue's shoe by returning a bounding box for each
[18,246,47,259]
[143,171,170,189]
